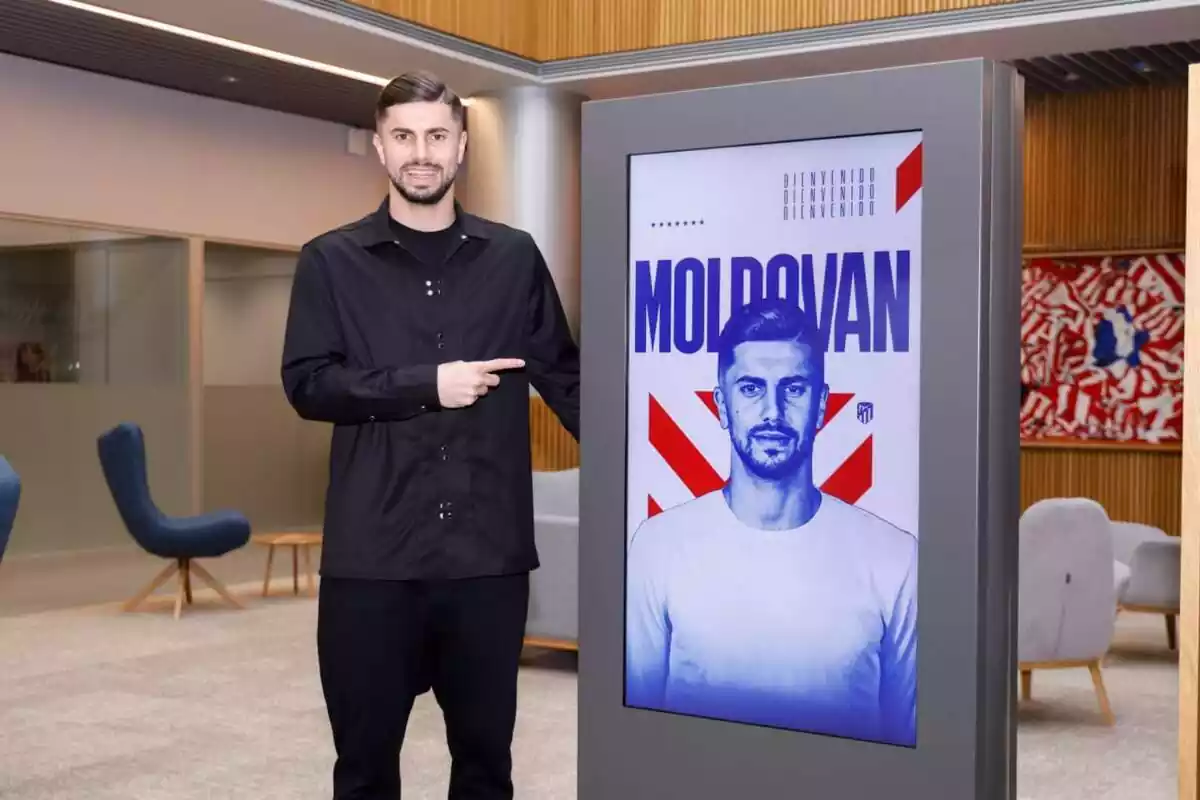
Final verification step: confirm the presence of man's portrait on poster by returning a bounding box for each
[624,297,918,748]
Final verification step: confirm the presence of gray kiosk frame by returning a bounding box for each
[578,59,1022,800]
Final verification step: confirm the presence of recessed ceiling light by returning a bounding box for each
[1134,61,1153,73]
[1064,72,1080,81]
[221,75,239,84]
[41,0,389,86]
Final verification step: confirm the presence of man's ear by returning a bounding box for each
[372,131,386,168]
[815,384,830,432]
[457,129,468,166]
[714,387,729,431]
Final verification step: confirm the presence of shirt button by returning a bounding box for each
[426,290,434,296]
[368,415,376,422]
[425,280,432,287]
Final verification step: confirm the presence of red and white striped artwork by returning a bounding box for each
[1020,253,1185,444]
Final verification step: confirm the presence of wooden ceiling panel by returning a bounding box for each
[347,0,1028,61]
[349,0,538,57]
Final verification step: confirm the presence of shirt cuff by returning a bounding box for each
[410,363,442,412]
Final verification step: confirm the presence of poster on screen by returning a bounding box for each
[622,130,924,748]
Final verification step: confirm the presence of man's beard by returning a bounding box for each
[733,423,808,480]
[391,164,456,206]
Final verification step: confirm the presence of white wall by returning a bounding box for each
[203,246,297,386]
[0,55,384,556]
[201,246,327,533]
[0,53,384,247]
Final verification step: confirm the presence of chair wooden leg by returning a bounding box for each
[302,544,315,596]
[122,561,180,613]
[1088,660,1115,725]
[189,560,244,610]
[1020,669,1032,701]
[173,560,188,621]
[1166,614,1178,651]
[262,545,275,597]
[182,558,193,605]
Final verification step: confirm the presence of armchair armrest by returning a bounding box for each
[1120,539,1181,610]
[1110,521,1169,567]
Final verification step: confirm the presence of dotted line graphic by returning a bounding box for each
[651,220,705,228]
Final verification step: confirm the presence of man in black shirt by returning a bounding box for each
[281,70,580,799]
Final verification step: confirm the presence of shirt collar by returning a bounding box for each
[350,198,491,247]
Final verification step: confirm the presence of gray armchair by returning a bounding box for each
[527,468,579,649]
[1018,497,1116,725]
[1111,520,1181,650]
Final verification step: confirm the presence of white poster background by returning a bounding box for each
[625,131,923,542]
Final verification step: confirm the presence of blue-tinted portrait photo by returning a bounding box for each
[625,298,918,747]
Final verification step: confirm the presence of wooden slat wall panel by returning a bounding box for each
[1024,84,1189,253]
[535,0,1024,60]
[1021,447,1182,535]
[1019,84,1187,536]
[350,0,1024,60]
[349,0,537,57]
[530,395,579,471]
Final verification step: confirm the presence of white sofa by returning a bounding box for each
[1018,497,1117,724]
[527,468,580,647]
[1111,520,1181,649]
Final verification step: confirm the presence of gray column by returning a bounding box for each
[462,86,585,338]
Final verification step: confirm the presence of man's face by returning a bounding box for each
[373,101,467,206]
[715,339,828,480]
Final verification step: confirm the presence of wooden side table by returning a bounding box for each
[252,532,323,597]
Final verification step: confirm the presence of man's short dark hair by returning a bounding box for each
[375,70,465,127]
[716,298,824,378]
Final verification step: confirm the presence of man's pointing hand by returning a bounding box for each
[437,358,526,408]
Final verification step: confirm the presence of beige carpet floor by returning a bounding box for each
[0,577,1180,799]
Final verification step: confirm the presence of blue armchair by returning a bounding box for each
[0,456,20,564]
[98,422,250,619]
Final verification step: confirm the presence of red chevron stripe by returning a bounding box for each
[820,435,873,504]
[649,395,724,496]
[822,393,853,427]
[656,391,874,507]
[896,143,923,212]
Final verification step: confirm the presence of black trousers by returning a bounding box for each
[317,573,530,800]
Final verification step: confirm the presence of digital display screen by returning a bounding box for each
[623,131,923,748]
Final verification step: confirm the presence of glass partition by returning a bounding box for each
[0,217,190,555]
[202,243,328,534]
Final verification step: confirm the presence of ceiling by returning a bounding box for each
[1015,40,1200,92]
[1,0,383,128]
[1,0,1199,130]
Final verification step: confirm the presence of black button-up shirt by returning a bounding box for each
[281,200,580,581]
